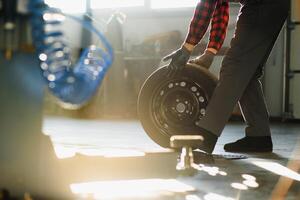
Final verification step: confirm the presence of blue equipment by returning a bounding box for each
[28,0,114,109]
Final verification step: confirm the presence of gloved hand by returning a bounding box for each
[163,46,191,77]
[189,50,215,69]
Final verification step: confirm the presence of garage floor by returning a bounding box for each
[43,116,300,200]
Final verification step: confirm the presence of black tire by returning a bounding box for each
[138,63,218,148]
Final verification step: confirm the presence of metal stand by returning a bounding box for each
[170,135,204,176]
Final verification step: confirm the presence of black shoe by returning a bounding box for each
[196,128,218,154]
[224,136,273,153]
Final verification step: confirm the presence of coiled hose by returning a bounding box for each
[29,0,114,109]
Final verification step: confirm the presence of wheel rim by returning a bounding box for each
[150,78,209,137]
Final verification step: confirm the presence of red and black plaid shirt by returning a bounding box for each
[185,0,229,51]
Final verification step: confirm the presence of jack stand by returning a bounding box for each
[170,135,204,176]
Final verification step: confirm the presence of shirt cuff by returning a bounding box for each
[185,33,200,46]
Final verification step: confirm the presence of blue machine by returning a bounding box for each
[29,0,114,109]
[0,0,114,198]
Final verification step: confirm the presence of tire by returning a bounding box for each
[138,63,218,148]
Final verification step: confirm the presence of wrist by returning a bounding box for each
[206,48,217,55]
[183,43,195,52]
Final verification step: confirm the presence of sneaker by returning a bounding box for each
[224,136,273,153]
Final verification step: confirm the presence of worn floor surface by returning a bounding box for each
[43,116,300,200]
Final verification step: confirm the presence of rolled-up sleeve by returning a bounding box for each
[208,0,229,51]
[185,0,218,45]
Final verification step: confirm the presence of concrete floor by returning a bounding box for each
[43,116,300,200]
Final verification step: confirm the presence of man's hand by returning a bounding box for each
[163,45,191,77]
[189,50,215,69]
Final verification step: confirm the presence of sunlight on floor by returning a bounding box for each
[53,145,146,159]
[252,160,300,181]
[203,193,235,200]
[70,179,195,199]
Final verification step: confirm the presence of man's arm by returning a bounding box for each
[207,0,229,54]
[163,0,219,76]
[184,0,219,52]
[188,0,229,69]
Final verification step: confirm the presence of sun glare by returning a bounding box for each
[252,160,300,181]
[45,0,86,13]
[151,0,198,9]
[204,193,235,200]
[91,0,144,9]
[70,179,195,199]
[53,145,146,159]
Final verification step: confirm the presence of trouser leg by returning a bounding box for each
[198,0,288,137]
[239,77,271,137]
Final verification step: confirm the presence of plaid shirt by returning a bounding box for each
[185,0,229,51]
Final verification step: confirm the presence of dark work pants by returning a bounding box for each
[198,0,289,137]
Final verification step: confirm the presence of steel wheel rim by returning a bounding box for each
[150,78,209,137]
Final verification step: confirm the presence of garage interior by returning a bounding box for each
[0,0,300,199]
